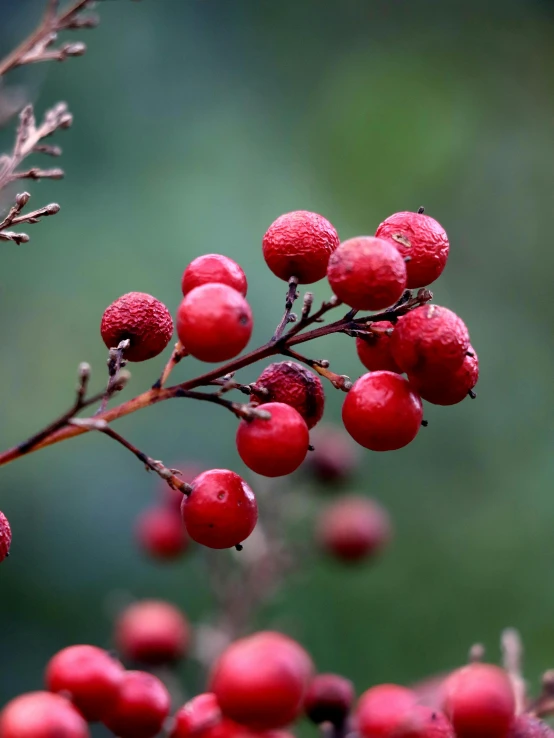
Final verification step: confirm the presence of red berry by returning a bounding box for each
[182,254,248,297]
[394,706,455,738]
[181,469,258,549]
[236,402,310,477]
[356,322,402,373]
[342,371,423,451]
[170,693,222,738]
[327,237,407,311]
[176,284,253,362]
[0,692,89,738]
[136,506,189,560]
[304,425,360,485]
[262,210,340,284]
[100,292,173,362]
[317,496,391,562]
[209,631,313,730]
[45,645,124,722]
[507,715,554,738]
[102,670,171,738]
[375,211,449,288]
[0,510,12,563]
[357,684,418,738]
[442,663,515,738]
[162,465,205,512]
[115,600,190,665]
[304,673,355,725]
[391,305,470,375]
[252,361,325,429]
[408,347,479,406]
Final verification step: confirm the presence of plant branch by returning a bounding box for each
[271,276,299,343]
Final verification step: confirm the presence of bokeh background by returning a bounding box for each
[2,0,554,733]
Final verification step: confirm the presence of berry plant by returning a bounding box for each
[0,3,549,738]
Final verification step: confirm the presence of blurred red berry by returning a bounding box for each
[0,691,89,738]
[507,715,554,738]
[356,322,402,373]
[317,496,391,562]
[357,684,418,738]
[442,663,515,738]
[182,254,248,297]
[102,670,171,738]
[408,347,479,406]
[305,425,360,485]
[115,600,190,665]
[304,673,355,725]
[394,705,455,738]
[45,644,124,722]
[391,305,470,375]
[100,292,173,362]
[0,510,11,563]
[327,236,407,311]
[262,210,340,284]
[182,469,258,549]
[135,506,189,560]
[176,283,253,362]
[170,693,222,738]
[375,210,449,288]
[162,465,205,512]
[236,402,310,477]
[342,371,423,451]
[252,361,325,429]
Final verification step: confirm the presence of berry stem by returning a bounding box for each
[96,339,130,415]
[271,276,299,343]
[152,341,189,390]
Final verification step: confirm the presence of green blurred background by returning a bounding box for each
[2,0,554,732]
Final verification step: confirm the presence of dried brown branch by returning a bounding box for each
[0,192,60,244]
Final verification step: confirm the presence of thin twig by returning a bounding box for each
[271,276,299,343]
[96,340,130,415]
[152,342,188,390]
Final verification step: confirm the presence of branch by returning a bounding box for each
[0,192,60,245]
[271,276,299,343]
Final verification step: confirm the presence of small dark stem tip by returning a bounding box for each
[468,389,477,399]
[421,419,429,427]
[417,206,425,214]
[234,543,243,552]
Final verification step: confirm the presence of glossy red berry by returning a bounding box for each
[252,361,325,429]
[115,600,190,665]
[45,645,124,722]
[391,305,470,375]
[100,292,173,362]
[305,425,360,485]
[356,322,402,373]
[0,692,90,738]
[357,684,418,738]
[176,283,253,362]
[507,715,554,738]
[375,210,449,288]
[317,496,391,562]
[181,469,258,549]
[263,210,340,284]
[136,506,189,560]
[209,631,313,730]
[408,347,479,406]
[394,706,455,738]
[182,254,248,297]
[304,673,355,725]
[342,371,423,451]
[0,510,11,563]
[236,402,310,477]
[442,663,515,738]
[327,236,407,311]
[102,670,171,738]
[170,693,222,738]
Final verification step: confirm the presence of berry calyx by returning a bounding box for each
[181,469,258,549]
[100,292,173,362]
[176,283,253,362]
[0,510,12,563]
[356,684,418,738]
[408,347,479,406]
[102,671,171,738]
[317,496,391,562]
[115,600,190,665]
[45,644,124,722]
[0,692,90,738]
[356,322,402,373]
[236,402,310,477]
[182,254,248,297]
[262,210,340,284]
[304,424,360,485]
[342,371,423,451]
[327,236,407,311]
[135,506,190,560]
[375,210,449,288]
[391,305,470,375]
[304,673,355,725]
[170,693,222,738]
[252,361,325,429]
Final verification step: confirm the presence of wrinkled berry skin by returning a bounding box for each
[0,510,11,563]
[102,671,171,738]
[317,496,391,562]
[136,506,190,560]
[376,211,449,288]
[101,292,173,362]
[263,211,340,284]
[342,372,423,451]
[236,402,310,477]
[391,305,470,375]
[181,469,258,549]
[408,347,478,406]
[357,684,418,738]
[170,693,222,738]
[0,691,90,738]
[45,645,124,722]
[252,361,325,429]
[327,237,407,311]
[182,254,248,297]
[356,322,402,373]
[115,600,190,665]
[176,283,253,362]
[304,673,355,725]
[507,715,554,738]
[305,425,360,485]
